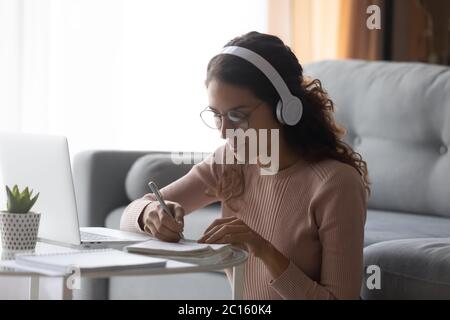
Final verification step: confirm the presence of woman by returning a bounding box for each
[120,31,369,300]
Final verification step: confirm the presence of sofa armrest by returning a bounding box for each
[72,150,171,228]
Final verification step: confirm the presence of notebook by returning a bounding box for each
[15,248,167,273]
[125,238,233,263]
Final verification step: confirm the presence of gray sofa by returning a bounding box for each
[73,60,450,300]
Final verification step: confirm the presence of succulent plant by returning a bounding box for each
[5,185,39,213]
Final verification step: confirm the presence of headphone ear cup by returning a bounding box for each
[275,100,285,125]
[276,98,303,126]
[281,97,303,126]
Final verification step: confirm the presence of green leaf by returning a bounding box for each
[6,186,15,212]
[21,187,30,200]
[28,192,39,211]
[19,191,26,202]
[13,185,19,197]
[8,197,22,213]
[6,185,13,200]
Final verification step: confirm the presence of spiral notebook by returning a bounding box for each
[15,248,167,273]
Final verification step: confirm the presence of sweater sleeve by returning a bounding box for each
[119,145,225,233]
[269,167,367,299]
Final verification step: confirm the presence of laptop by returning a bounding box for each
[0,132,151,247]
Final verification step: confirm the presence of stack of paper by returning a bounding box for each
[15,248,167,273]
[125,239,233,264]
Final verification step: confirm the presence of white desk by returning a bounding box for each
[0,241,248,300]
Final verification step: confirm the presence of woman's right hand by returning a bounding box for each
[140,201,185,242]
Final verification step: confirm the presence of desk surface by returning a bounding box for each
[0,241,248,278]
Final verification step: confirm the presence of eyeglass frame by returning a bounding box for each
[200,101,264,130]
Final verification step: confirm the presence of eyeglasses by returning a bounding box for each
[200,102,263,130]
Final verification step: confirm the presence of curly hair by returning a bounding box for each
[205,31,370,211]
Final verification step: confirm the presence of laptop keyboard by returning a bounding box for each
[80,231,124,242]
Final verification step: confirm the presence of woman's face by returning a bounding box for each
[206,79,280,160]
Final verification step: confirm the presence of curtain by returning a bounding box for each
[268,0,384,62]
[418,0,450,65]
[268,0,447,64]
[268,0,344,63]
[338,0,385,60]
[392,0,447,64]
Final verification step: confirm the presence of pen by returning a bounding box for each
[148,181,185,240]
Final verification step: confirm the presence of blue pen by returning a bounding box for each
[148,181,184,240]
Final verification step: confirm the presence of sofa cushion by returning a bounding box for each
[125,153,196,201]
[365,209,450,246]
[106,203,222,240]
[304,61,450,218]
[362,238,450,299]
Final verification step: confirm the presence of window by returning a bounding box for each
[0,0,268,157]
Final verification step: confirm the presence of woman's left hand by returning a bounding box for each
[198,216,269,258]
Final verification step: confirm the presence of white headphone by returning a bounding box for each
[219,46,303,126]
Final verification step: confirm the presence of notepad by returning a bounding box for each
[125,238,232,258]
[15,248,167,273]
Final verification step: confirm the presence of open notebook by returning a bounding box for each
[125,238,234,264]
[15,248,167,273]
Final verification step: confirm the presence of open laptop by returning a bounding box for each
[0,132,151,247]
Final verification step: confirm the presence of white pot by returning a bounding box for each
[0,211,41,251]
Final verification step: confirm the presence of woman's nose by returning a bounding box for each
[220,117,233,139]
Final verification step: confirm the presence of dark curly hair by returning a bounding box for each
[205,31,370,211]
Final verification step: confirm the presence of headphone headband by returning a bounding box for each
[219,46,294,104]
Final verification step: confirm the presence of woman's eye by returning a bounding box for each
[228,112,246,122]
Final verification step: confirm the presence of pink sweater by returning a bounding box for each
[120,144,367,300]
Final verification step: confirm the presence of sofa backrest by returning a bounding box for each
[304,60,450,218]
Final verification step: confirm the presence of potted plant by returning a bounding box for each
[0,185,40,251]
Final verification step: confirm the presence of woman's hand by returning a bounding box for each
[140,201,185,242]
[197,216,270,258]
[198,216,290,279]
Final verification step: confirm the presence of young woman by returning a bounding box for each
[120,31,369,300]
